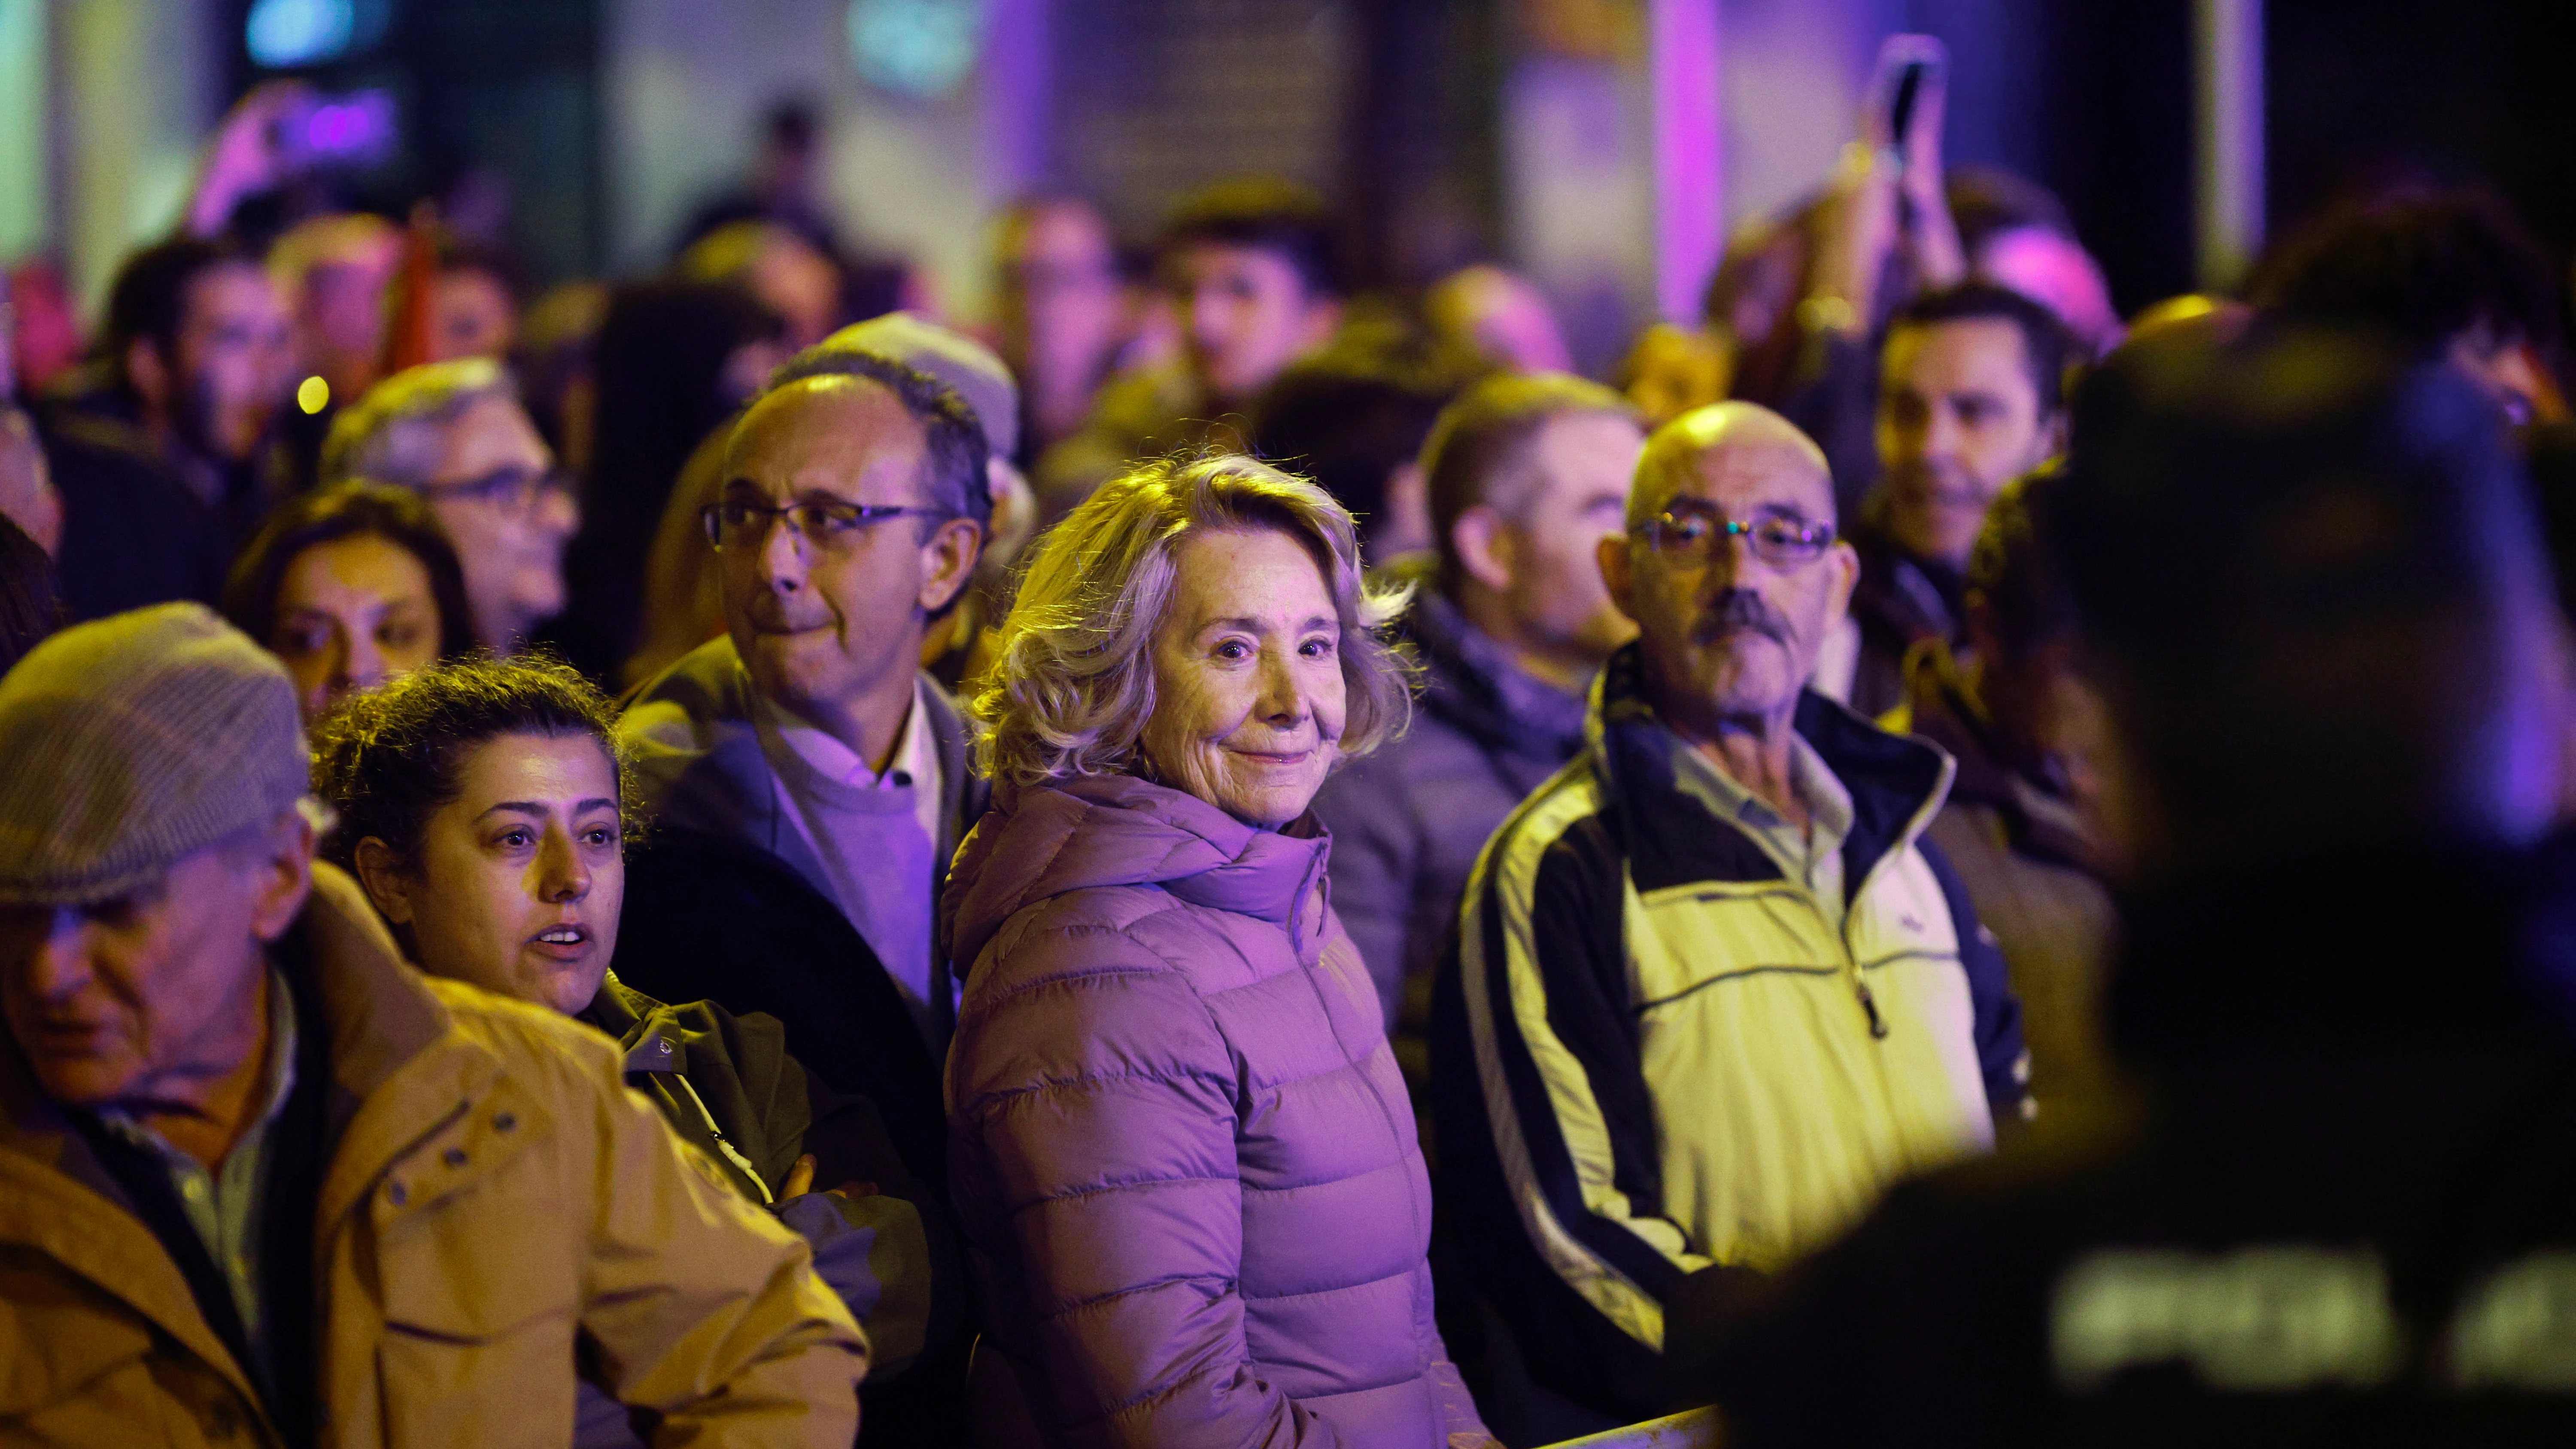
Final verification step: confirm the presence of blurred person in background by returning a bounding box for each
[1312,372,1641,1074]
[322,358,579,653]
[1948,167,2124,357]
[51,237,299,548]
[0,516,60,671]
[1250,333,1457,562]
[222,482,475,722]
[948,453,1495,1448]
[426,234,525,364]
[0,604,868,1449]
[1847,283,2074,715]
[269,213,402,409]
[550,281,787,682]
[2252,185,2570,428]
[1426,263,1575,376]
[4,261,84,396]
[1693,325,2576,1443]
[1432,401,2023,1439]
[989,195,1130,466]
[617,349,990,1215]
[1887,466,2116,1117]
[1,386,62,561]
[516,280,613,476]
[313,656,961,1445]
[34,240,286,621]
[680,221,847,353]
[1617,322,1733,430]
[681,98,844,260]
[1037,176,1346,517]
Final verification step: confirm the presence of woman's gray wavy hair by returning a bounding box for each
[975,453,1413,789]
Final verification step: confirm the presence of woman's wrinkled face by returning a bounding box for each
[362,732,624,1015]
[1141,528,1348,829]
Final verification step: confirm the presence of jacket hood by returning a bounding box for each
[943,773,1333,978]
[1384,556,1590,762]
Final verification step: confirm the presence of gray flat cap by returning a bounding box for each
[0,603,310,905]
[820,312,1021,460]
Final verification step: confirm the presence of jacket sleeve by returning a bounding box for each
[1456,808,1723,1353]
[569,1052,869,1447]
[950,917,1336,1446]
[1917,835,2031,1123]
[1313,762,1417,1029]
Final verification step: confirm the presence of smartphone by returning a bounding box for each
[270,89,398,172]
[1888,61,1929,144]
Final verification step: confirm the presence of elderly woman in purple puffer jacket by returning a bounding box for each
[945,454,1496,1449]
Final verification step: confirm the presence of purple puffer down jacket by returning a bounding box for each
[943,773,1493,1449]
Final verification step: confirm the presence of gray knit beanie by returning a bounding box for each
[0,603,311,905]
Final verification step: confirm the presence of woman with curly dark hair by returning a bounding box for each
[310,653,960,1446]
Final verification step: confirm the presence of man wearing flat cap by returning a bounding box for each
[0,603,868,1448]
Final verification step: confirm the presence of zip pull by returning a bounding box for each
[1854,977,1889,1039]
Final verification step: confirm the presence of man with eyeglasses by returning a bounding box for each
[612,349,989,1361]
[321,358,579,650]
[1429,401,2025,1434]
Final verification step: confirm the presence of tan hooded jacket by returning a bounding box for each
[0,865,868,1449]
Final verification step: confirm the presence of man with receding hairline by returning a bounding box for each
[1431,400,2025,1431]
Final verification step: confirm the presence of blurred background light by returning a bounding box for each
[846,0,988,99]
[246,0,392,70]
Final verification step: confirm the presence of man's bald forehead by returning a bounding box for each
[727,373,915,465]
[1629,401,1834,524]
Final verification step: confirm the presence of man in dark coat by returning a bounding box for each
[615,340,992,1191]
[1691,326,2576,1441]
[1312,372,1643,1075]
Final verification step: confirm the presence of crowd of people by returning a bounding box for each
[9,45,2576,1449]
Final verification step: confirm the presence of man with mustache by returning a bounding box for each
[1431,401,2026,1435]
[613,338,992,1440]
[1846,283,2072,715]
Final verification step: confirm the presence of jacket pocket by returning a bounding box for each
[371,1152,583,1449]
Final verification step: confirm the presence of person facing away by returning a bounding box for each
[309,654,963,1445]
[2250,185,2568,428]
[1312,373,1643,1057]
[1694,326,2576,1443]
[1891,466,2120,1116]
[1430,401,2027,1435]
[614,344,991,1206]
[222,480,477,723]
[1845,283,2073,716]
[1035,177,1346,519]
[944,454,1495,1448]
[0,603,866,1449]
[320,357,582,654]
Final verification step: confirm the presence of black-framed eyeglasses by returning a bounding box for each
[700,497,948,551]
[1633,500,1837,568]
[419,464,572,517]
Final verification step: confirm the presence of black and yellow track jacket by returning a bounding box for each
[1431,645,2027,1419]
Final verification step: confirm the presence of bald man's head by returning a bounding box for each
[1604,401,1856,738]
[1628,401,1835,529]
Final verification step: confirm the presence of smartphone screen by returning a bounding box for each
[1888,61,1928,143]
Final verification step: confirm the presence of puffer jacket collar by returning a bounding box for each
[1588,641,1956,902]
[945,772,1333,979]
